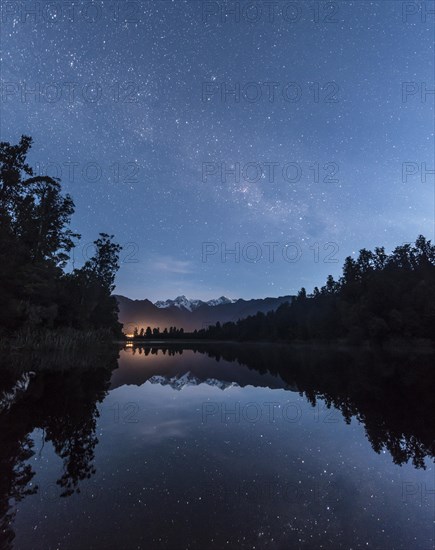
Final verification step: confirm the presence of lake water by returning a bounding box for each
[0,344,434,549]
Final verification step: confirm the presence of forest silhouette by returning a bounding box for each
[192,236,435,344]
[0,136,122,342]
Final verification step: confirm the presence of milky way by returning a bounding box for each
[1,0,434,299]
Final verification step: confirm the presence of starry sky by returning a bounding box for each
[1,0,434,300]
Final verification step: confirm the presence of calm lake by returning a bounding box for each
[0,344,434,549]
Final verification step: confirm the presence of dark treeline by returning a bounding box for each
[0,136,122,342]
[131,326,185,339]
[195,236,435,344]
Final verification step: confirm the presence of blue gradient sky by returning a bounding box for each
[1,0,434,300]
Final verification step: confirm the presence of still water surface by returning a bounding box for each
[1,344,434,549]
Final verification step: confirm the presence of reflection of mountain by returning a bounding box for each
[110,346,288,391]
[121,343,435,469]
[115,294,293,332]
[148,372,240,391]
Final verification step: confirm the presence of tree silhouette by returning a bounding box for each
[0,136,123,337]
[199,236,435,344]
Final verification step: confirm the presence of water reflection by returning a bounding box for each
[0,344,434,549]
[116,343,435,468]
[0,350,119,549]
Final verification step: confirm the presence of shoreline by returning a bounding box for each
[121,338,435,353]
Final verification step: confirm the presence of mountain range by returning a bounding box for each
[154,295,234,311]
[115,294,293,333]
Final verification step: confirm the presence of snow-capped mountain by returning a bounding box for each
[154,295,234,312]
[115,294,293,332]
[205,296,235,307]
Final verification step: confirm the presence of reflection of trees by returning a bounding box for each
[0,433,37,550]
[130,342,435,468]
[213,344,435,468]
[0,349,118,548]
[302,351,435,469]
[126,344,184,357]
[40,368,113,497]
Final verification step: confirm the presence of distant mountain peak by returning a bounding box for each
[115,294,293,332]
[154,295,235,311]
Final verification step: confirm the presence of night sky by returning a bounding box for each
[1,0,434,300]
